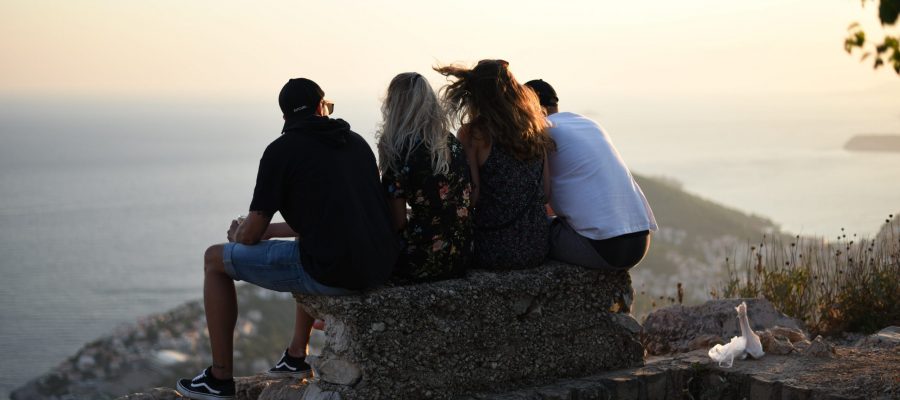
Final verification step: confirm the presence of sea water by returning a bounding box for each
[0,93,898,398]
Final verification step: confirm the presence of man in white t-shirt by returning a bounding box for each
[525,79,657,271]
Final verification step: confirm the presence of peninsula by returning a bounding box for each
[844,134,900,152]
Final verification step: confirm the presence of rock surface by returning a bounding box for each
[757,330,796,355]
[293,262,643,400]
[115,374,305,400]
[463,346,900,399]
[641,298,804,355]
[854,326,900,349]
[804,335,837,358]
[120,346,900,400]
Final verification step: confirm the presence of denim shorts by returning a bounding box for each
[223,240,356,296]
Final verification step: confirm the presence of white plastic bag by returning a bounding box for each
[707,301,765,367]
[708,336,746,368]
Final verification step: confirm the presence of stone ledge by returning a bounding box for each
[461,347,900,400]
[118,345,900,400]
[293,262,644,400]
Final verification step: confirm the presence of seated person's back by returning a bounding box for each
[377,72,474,282]
[546,112,653,241]
[259,115,399,288]
[473,141,548,269]
[436,60,555,270]
[526,79,657,271]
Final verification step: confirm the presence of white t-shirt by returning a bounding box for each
[547,112,657,240]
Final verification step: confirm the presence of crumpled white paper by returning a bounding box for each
[708,335,747,368]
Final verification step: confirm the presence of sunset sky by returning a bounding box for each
[2,0,899,105]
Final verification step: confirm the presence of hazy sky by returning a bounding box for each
[2,0,899,104]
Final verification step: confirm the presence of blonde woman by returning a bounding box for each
[378,72,474,282]
[435,60,555,270]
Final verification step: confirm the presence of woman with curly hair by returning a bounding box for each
[434,60,555,270]
[377,72,474,282]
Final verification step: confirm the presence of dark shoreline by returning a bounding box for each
[844,134,900,152]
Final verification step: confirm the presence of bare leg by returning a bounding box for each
[288,304,314,358]
[204,244,237,380]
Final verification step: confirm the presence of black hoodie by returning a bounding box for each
[249,115,399,290]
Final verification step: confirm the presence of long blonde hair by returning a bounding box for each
[434,59,554,161]
[377,72,450,176]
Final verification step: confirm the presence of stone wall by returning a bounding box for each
[293,261,644,400]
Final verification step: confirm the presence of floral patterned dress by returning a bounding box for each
[382,133,474,282]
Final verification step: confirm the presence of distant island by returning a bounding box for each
[844,134,900,152]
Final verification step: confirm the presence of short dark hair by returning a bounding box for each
[524,79,558,107]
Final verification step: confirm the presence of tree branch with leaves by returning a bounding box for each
[845,0,900,75]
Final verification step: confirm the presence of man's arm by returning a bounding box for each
[233,211,272,245]
[262,222,299,239]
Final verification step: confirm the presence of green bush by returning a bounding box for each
[712,215,900,336]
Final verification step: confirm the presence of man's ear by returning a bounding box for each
[314,101,325,117]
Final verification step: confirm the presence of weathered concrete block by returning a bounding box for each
[534,386,574,399]
[300,383,342,400]
[749,377,782,400]
[308,357,361,385]
[638,370,667,399]
[293,262,643,400]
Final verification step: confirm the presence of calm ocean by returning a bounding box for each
[1,91,898,398]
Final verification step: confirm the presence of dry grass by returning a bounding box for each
[712,215,900,336]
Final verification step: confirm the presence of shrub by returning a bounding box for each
[712,215,900,336]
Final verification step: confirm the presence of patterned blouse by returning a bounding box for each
[382,133,474,282]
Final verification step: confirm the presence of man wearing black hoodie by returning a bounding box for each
[177,78,399,400]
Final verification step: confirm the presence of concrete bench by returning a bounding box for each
[293,261,644,400]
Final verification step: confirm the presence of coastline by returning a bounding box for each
[10,286,299,400]
[844,134,900,152]
[10,176,899,399]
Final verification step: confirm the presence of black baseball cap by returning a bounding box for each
[279,78,324,119]
[524,79,558,107]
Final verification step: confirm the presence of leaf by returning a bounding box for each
[885,36,899,48]
[844,31,867,53]
[879,0,900,25]
[861,52,873,61]
[874,58,885,69]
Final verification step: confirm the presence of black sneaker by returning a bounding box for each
[176,367,235,400]
[266,348,312,378]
